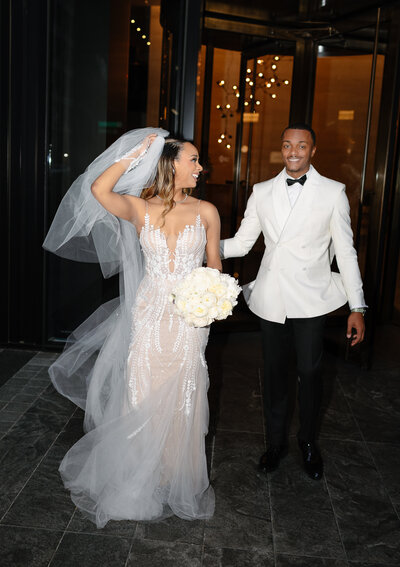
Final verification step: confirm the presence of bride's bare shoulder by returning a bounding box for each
[196,199,219,215]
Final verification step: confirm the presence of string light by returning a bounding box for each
[131,15,151,47]
[215,55,290,146]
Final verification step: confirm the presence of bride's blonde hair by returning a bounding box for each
[141,138,192,222]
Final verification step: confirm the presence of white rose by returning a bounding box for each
[208,283,226,298]
[176,298,187,313]
[216,299,233,320]
[201,292,217,306]
[192,304,209,318]
[208,306,219,319]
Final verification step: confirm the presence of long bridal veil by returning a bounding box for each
[44,128,168,428]
[42,128,199,526]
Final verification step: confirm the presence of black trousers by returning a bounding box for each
[259,315,326,445]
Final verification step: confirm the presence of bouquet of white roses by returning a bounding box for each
[169,267,241,328]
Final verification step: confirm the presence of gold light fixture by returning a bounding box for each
[215,55,290,146]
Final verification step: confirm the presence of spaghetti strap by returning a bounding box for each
[143,199,150,230]
[196,199,201,227]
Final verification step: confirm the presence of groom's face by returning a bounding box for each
[281,129,316,178]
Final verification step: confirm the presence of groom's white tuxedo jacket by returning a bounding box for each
[222,165,366,323]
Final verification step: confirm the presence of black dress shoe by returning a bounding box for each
[298,440,323,480]
[259,445,288,473]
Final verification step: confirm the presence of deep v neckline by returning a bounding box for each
[140,213,204,257]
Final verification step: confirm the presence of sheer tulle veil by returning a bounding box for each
[43,127,169,431]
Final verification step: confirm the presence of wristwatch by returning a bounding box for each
[351,308,367,316]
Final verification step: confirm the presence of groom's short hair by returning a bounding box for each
[281,123,316,146]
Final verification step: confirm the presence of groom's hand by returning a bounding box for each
[346,312,365,346]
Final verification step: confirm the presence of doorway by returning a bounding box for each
[196,43,295,288]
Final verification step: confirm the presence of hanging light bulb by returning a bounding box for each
[270,78,276,83]
[244,101,249,106]
[249,81,254,86]
[266,83,272,88]
[218,138,222,143]
[131,19,135,23]
[247,68,252,73]
[226,104,231,109]
[255,100,261,105]
[232,85,237,90]
[258,72,264,78]
[272,64,277,70]
[271,93,277,99]
[226,144,231,149]
[274,56,280,61]
[221,134,225,139]
[236,93,240,97]
[284,80,289,85]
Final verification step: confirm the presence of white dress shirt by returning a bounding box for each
[286,167,311,208]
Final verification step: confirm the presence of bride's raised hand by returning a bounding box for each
[91,134,158,221]
[115,134,158,173]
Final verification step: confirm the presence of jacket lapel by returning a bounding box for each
[272,169,292,235]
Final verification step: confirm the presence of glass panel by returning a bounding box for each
[312,46,384,277]
[194,44,207,150]
[199,48,242,239]
[394,256,400,324]
[235,53,294,284]
[46,0,162,342]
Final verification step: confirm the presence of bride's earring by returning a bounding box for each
[172,166,175,175]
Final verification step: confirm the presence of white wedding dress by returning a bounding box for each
[58,201,215,527]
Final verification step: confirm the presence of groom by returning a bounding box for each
[221,124,366,480]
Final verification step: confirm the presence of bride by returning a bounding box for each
[43,128,221,528]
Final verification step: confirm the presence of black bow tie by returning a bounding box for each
[286,174,307,186]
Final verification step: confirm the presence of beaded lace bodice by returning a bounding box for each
[140,211,206,281]
[128,201,209,415]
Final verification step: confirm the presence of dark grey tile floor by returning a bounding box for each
[0,323,399,566]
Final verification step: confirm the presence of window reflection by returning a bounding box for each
[313,50,384,276]
[46,0,162,342]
